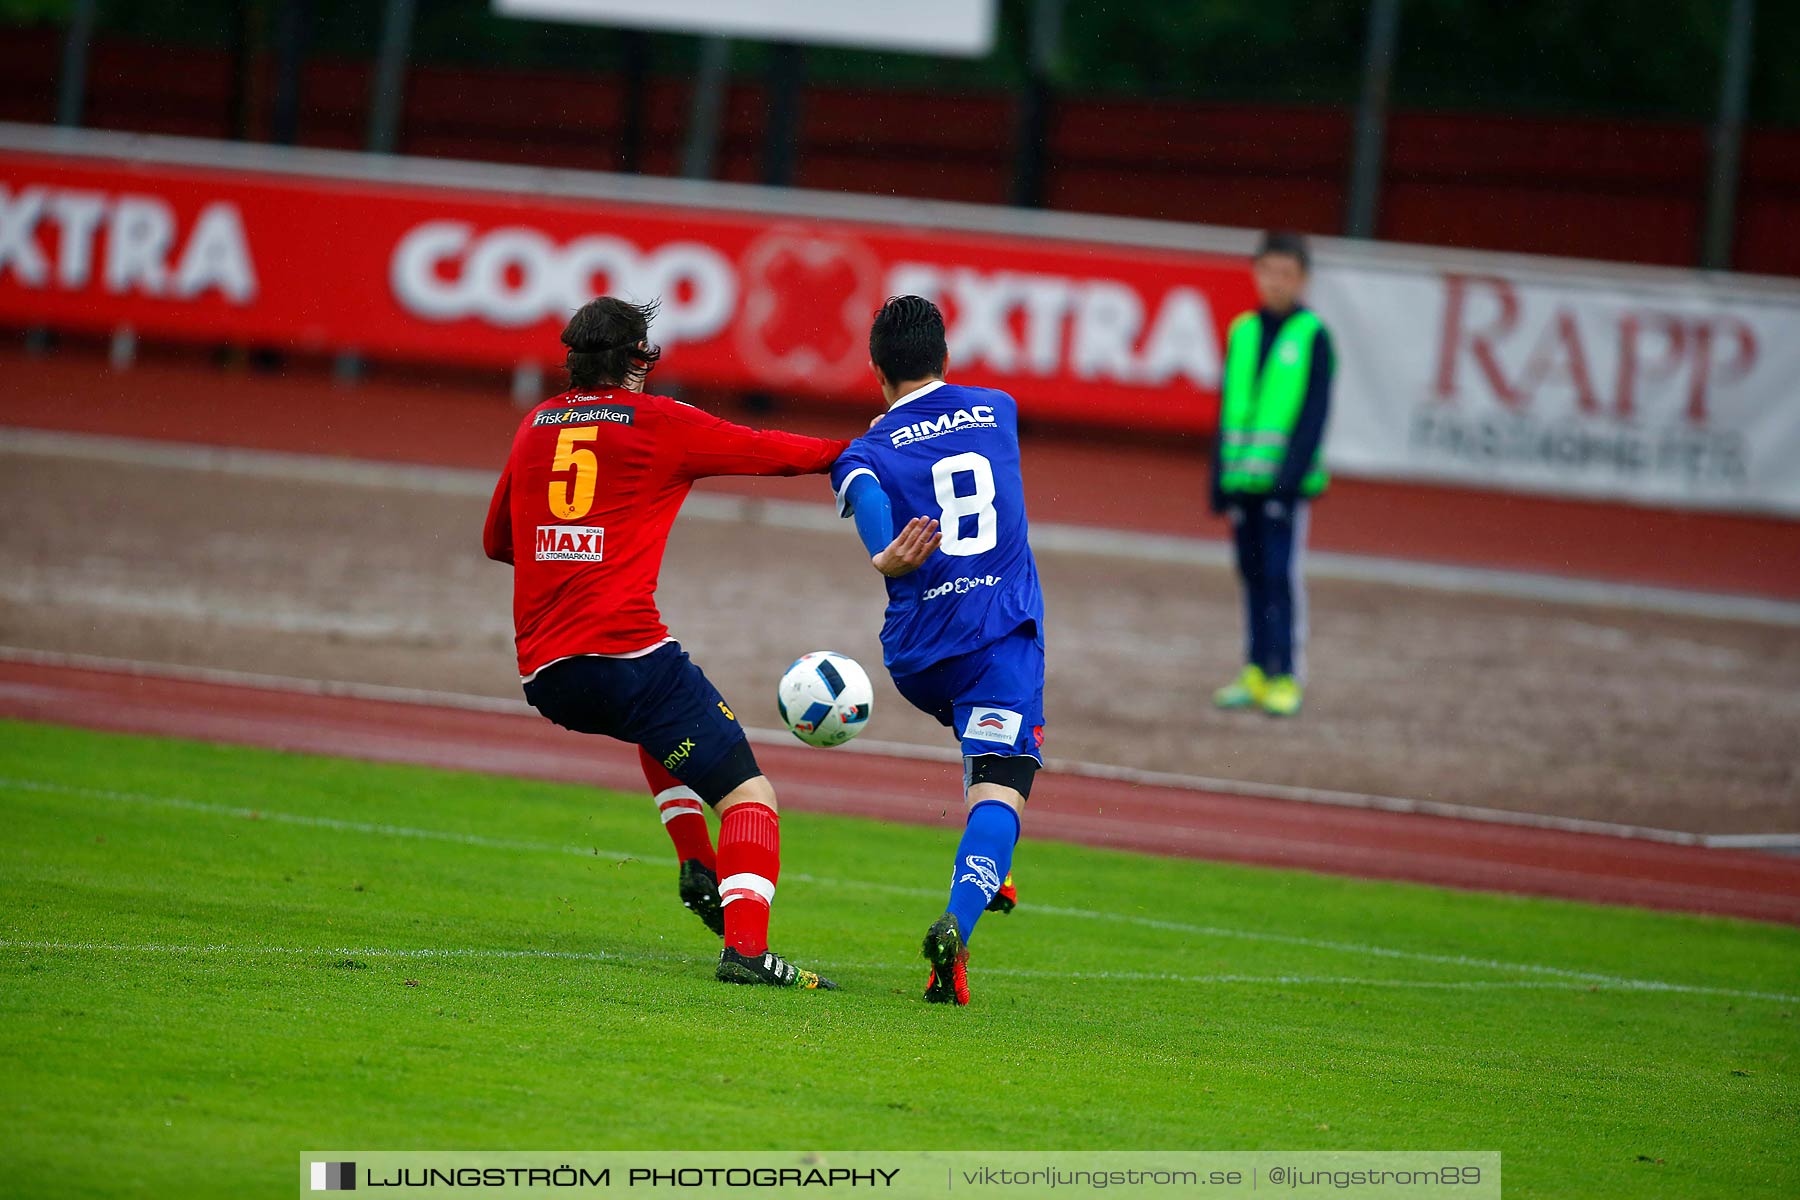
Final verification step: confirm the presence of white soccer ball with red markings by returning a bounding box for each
[777,651,874,748]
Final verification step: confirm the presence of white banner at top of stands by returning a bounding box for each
[493,0,999,57]
[1308,260,1800,516]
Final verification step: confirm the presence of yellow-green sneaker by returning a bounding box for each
[1212,664,1267,710]
[1260,675,1302,717]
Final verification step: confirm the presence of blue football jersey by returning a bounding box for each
[831,381,1045,676]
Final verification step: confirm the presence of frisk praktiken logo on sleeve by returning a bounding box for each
[309,1161,355,1191]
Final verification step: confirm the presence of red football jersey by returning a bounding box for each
[484,389,850,676]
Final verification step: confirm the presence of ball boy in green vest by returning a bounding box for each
[1210,231,1334,717]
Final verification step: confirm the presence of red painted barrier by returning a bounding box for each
[0,145,1255,433]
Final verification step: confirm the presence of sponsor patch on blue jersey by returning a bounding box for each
[886,403,1000,448]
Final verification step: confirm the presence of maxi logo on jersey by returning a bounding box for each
[889,405,997,448]
[535,525,605,562]
[532,403,635,427]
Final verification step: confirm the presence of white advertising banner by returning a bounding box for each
[494,0,998,57]
[1310,264,1800,516]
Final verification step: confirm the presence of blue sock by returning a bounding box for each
[944,800,1020,944]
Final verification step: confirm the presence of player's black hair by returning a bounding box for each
[561,297,663,390]
[868,295,948,384]
[1255,230,1311,273]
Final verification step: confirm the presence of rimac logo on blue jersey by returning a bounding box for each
[889,405,997,448]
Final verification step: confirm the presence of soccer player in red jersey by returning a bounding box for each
[483,297,850,989]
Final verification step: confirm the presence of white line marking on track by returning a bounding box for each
[0,580,478,640]
[6,426,1797,627]
[9,644,1794,847]
[4,775,1793,1004]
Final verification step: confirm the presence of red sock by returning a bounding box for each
[717,801,780,955]
[639,747,714,871]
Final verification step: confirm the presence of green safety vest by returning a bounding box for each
[1218,309,1329,497]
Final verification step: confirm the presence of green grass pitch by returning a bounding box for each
[1,720,1795,1198]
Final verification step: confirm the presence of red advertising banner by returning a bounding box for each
[0,147,1256,432]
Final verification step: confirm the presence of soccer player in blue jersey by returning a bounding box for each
[830,295,1046,1006]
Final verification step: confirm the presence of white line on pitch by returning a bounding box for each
[1,939,1794,1003]
[0,775,652,862]
[5,426,1796,627]
[9,644,1791,848]
[3,775,1793,1004]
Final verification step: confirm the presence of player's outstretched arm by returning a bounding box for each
[666,402,850,479]
[872,517,942,578]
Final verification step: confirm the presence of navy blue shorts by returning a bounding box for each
[522,643,757,798]
[891,626,1046,763]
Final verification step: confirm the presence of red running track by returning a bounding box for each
[3,660,1796,926]
[3,348,1797,599]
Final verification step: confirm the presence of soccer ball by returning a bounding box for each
[777,651,874,748]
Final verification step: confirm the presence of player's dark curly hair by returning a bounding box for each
[868,295,947,384]
[561,297,663,390]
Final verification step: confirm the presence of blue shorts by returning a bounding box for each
[522,643,754,793]
[891,626,1046,763]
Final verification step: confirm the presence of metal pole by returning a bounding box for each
[270,0,311,146]
[37,0,100,354]
[618,29,649,174]
[55,0,98,128]
[338,0,415,384]
[227,0,262,142]
[1702,0,1755,270]
[681,37,730,179]
[760,42,805,187]
[366,0,415,155]
[682,37,730,179]
[1010,0,1065,209]
[1345,0,1401,239]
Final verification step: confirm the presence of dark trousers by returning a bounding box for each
[1228,498,1310,680]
